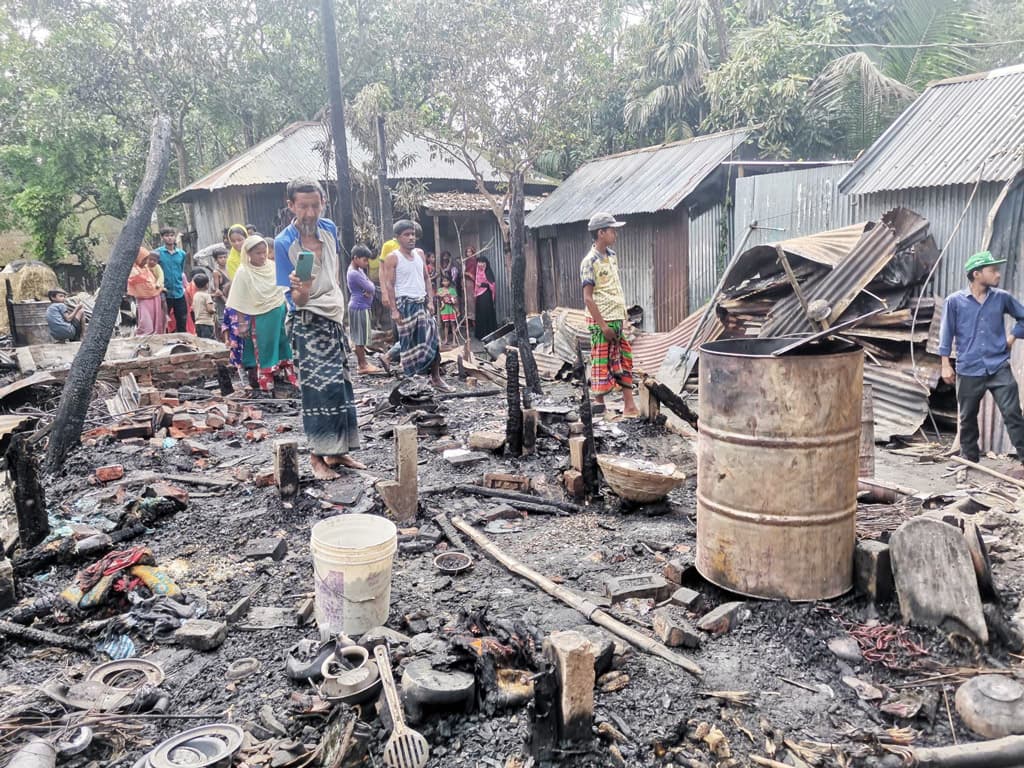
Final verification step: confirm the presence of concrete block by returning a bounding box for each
[174,619,228,651]
[604,573,671,604]
[543,630,594,743]
[243,537,287,562]
[854,539,894,603]
[563,469,584,499]
[484,472,531,492]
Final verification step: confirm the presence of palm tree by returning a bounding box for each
[810,0,984,154]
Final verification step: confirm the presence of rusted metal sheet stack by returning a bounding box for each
[713,208,943,440]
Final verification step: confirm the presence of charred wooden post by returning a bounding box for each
[216,365,235,396]
[8,432,48,549]
[522,408,538,455]
[505,347,524,455]
[46,116,172,471]
[645,378,699,430]
[575,341,600,496]
[274,439,300,502]
[528,663,559,760]
[509,170,542,394]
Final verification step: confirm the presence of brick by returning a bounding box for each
[670,587,702,610]
[205,414,226,429]
[243,537,287,561]
[483,472,531,491]
[112,423,153,440]
[697,601,746,636]
[543,631,594,743]
[174,619,227,651]
[442,449,488,467]
[563,469,584,499]
[469,431,506,452]
[604,573,671,604]
[0,557,15,610]
[662,556,694,585]
[94,464,125,483]
[652,610,701,648]
[253,469,276,488]
[171,414,194,431]
[854,539,894,603]
[180,439,209,457]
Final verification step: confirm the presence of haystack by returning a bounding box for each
[0,260,60,334]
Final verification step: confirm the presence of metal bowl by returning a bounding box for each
[433,551,473,575]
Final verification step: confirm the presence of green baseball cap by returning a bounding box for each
[964,250,1006,273]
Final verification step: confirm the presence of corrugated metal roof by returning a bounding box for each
[525,128,752,228]
[840,64,1024,195]
[422,192,544,214]
[168,123,520,203]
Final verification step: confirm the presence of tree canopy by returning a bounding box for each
[0,0,1021,261]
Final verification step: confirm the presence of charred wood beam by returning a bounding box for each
[506,347,524,456]
[455,485,584,515]
[644,378,699,430]
[575,342,600,497]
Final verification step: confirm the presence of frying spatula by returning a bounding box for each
[374,644,430,768]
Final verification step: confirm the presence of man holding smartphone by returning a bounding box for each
[275,177,365,480]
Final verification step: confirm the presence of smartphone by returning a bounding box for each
[295,250,315,281]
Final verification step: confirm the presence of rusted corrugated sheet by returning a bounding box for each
[761,208,930,336]
[653,209,689,332]
[841,65,1024,195]
[632,306,723,375]
[863,361,936,441]
[525,128,751,228]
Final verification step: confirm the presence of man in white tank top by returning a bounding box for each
[380,220,448,389]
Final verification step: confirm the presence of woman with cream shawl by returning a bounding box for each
[224,235,297,392]
[127,248,163,335]
[225,224,247,280]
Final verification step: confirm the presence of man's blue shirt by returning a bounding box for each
[156,245,186,299]
[274,218,339,310]
[938,287,1024,376]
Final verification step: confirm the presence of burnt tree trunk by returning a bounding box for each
[45,116,172,472]
[320,0,356,258]
[510,170,542,394]
[505,346,523,456]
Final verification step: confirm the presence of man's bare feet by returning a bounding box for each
[358,364,383,375]
[311,454,340,480]
[431,376,451,392]
[376,354,391,375]
[324,454,367,470]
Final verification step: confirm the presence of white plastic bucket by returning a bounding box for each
[310,514,398,639]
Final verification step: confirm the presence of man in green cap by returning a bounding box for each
[938,250,1024,465]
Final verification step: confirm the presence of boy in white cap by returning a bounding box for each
[580,212,638,418]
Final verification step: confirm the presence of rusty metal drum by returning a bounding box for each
[697,337,862,600]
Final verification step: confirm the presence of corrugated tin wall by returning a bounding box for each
[688,203,731,309]
[653,208,690,331]
[550,218,663,331]
[734,165,858,248]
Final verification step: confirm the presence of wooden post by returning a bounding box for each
[639,379,660,423]
[568,436,585,472]
[575,341,600,496]
[522,408,538,455]
[273,439,300,502]
[506,347,524,455]
[377,423,418,522]
[216,365,235,396]
[8,433,48,549]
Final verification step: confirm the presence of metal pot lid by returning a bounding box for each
[148,724,244,768]
[86,659,165,690]
[977,675,1024,703]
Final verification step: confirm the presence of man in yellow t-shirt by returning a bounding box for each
[580,212,638,418]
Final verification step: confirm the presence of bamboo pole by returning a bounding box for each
[948,456,1024,491]
[913,735,1024,768]
[451,516,703,678]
